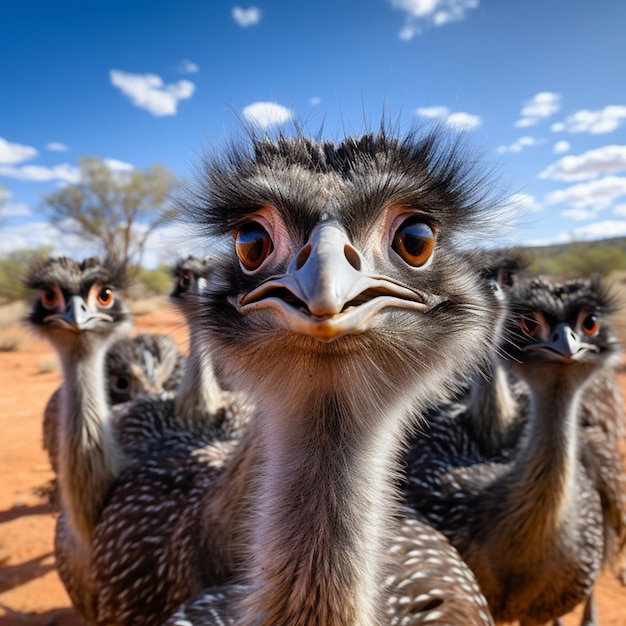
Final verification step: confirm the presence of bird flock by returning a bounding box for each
[21,130,626,626]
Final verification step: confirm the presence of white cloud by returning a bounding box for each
[539,145,626,182]
[545,176,626,210]
[242,102,293,129]
[103,158,134,172]
[0,220,94,257]
[514,92,561,128]
[0,163,81,183]
[178,59,199,73]
[46,142,69,152]
[389,0,479,39]
[555,220,626,242]
[110,69,195,116]
[613,203,626,216]
[561,207,599,221]
[0,137,38,165]
[553,105,626,135]
[415,106,481,130]
[509,192,542,213]
[232,6,261,27]
[1,201,31,217]
[309,97,322,106]
[496,136,539,154]
[553,140,570,154]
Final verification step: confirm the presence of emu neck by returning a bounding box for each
[468,362,519,453]
[57,341,123,547]
[240,389,402,626]
[492,364,587,544]
[176,324,227,422]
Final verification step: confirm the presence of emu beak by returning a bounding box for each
[528,322,585,362]
[45,295,113,331]
[237,220,434,341]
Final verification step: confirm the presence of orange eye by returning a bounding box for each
[235,222,274,271]
[97,287,114,307]
[582,314,599,336]
[41,288,58,309]
[519,314,540,337]
[392,218,435,267]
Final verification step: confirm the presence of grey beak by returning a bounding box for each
[548,322,581,359]
[288,221,364,316]
[62,295,90,329]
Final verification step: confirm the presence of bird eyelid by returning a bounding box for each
[576,309,600,336]
[40,284,64,311]
[387,206,437,269]
[232,206,293,274]
[88,282,115,308]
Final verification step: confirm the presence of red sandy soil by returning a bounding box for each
[0,302,625,625]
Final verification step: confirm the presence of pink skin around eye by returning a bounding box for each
[238,206,294,272]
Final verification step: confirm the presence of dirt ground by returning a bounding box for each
[0,302,625,625]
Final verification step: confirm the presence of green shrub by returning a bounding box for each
[0,246,53,300]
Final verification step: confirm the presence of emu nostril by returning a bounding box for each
[344,245,361,271]
[294,244,312,270]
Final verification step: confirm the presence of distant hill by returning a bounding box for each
[511,237,626,279]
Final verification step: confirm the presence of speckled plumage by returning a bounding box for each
[24,256,132,623]
[159,129,500,625]
[42,332,185,475]
[403,276,624,625]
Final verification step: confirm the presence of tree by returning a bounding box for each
[43,157,178,277]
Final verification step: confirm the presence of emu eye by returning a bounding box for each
[392,218,434,267]
[582,314,599,336]
[235,222,274,271]
[111,375,130,392]
[97,287,114,307]
[519,314,540,337]
[41,288,58,309]
[179,270,194,291]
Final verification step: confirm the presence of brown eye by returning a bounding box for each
[582,314,599,336]
[41,288,58,309]
[97,287,114,307]
[519,314,540,337]
[235,222,274,271]
[392,218,435,267]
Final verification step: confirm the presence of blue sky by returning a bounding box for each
[2,0,626,267]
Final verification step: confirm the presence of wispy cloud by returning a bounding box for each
[514,92,561,128]
[0,163,81,183]
[415,106,481,130]
[109,69,195,116]
[310,97,322,106]
[232,6,261,27]
[546,176,626,213]
[46,142,69,152]
[496,136,539,154]
[551,105,626,134]
[390,0,479,40]
[242,102,293,129]
[0,137,38,165]
[0,187,31,218]
[177,59,199,73]
[540,145,626,182]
